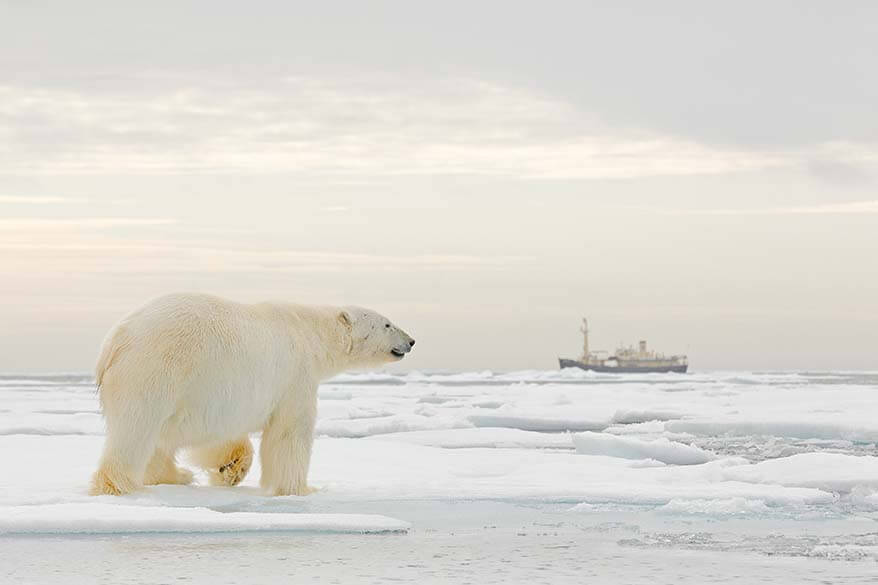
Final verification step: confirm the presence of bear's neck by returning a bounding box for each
[315,311,358,378]
[276,304,357,380]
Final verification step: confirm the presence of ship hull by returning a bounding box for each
[559,358,688,374]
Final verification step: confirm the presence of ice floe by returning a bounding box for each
[365,427,574,449]
[3,369,878,537]
[572,431,715,465]
[0,503,409,534]
[721,452,878,492]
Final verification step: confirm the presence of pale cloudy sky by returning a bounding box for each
[1,1,876,372]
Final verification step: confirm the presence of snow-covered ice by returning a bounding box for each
[572,431,716,464]
[2,370,878,583]
[365,427,575,449]
[0,503,409,534]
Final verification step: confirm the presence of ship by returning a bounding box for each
[559,318,688,373]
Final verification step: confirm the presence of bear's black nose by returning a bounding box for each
[409,340,416,347]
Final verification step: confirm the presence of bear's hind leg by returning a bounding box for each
[91,460,138,496]
[189,436,253,487]
[143,447,194,486]
[90,424,162,496]
[91,380,173,496]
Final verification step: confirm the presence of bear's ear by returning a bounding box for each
[338,310,353,330]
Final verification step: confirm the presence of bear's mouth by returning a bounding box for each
[390,348,406,358]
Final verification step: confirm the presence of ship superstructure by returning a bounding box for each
[559,318,688,373]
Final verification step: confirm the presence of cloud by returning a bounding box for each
[807,159,873,186]
[0,77,828,180]
[0,218,177,229]
[0,196,88,204]
[0,225,531,274]
[650,200,878,216]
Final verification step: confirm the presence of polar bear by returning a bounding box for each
[90,293,415,496]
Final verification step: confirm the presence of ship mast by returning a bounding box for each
[581,317,589,362]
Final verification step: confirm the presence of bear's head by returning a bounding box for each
[338,307,415,365]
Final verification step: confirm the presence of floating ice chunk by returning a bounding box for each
[605,420,670,435]
[417,395,454,404]
[0,503,410,534]
[0,412,104,436]
[666,420,878,442]
[572,432,715,465]
[721,452,878,492]
[364,428,574,450]
[318,390,353,400]
[0,426,101,436]
[626,458,667,468]
[657,497,772,516]
[345,408,396,420]
[471,400,506,409]
[316,414,468,438]
[809,544,878,562]
[849,486,878,509]
[611,410,682,424]
[469,414,606,433]
[325,372,407,385]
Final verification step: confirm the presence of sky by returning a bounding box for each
[1,1,876,372]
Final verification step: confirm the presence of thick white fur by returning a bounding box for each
[90,293,414,496]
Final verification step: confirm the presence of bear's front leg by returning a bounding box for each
[259,388,318,496]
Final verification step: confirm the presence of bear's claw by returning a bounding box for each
[212,452,252,487]
[218,458,237,474]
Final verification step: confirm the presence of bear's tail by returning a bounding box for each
[95,324,130,390]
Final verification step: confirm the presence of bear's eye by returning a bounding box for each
[385,323,390,328]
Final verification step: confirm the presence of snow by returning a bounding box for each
[721,452,878,492]
[666,419,878,442]
[467,414,606,432]
[0,503,410,534]
[315,413,467,438]
[365,427,575,449]
[4,369,878,578]
[0,428,838,510]
[572,431,716,465]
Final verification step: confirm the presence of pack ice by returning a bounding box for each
[2,369,878,535]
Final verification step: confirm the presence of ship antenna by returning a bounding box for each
[581,317,589,361]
